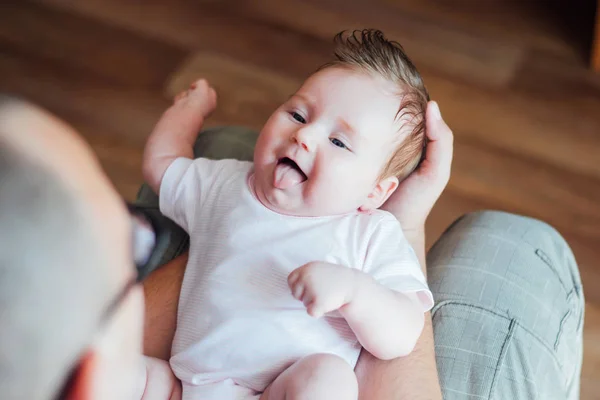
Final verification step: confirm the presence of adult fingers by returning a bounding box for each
[423,101,453,181]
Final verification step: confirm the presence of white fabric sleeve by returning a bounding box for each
[158,157,230,233]
[362,216,434,312]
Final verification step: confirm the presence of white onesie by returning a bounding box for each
[159,157,434,400]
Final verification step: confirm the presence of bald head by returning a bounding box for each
[0,96,137,399]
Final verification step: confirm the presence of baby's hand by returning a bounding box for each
[288,261,358,318]
[173,78,217,118]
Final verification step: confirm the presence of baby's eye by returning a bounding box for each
[330,138,347,149]
[290,112,306,124]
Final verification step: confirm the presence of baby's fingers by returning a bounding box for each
[290,280,306,301]
[287,269,300,286]
[307,301,324,318]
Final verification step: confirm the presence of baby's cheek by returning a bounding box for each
[311,178,345,206]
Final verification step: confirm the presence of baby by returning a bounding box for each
[137,30,433,400]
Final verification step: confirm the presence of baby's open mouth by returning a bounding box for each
[273,157,308,189]
[278,157,307,179]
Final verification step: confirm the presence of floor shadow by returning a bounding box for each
[547,0,598,63]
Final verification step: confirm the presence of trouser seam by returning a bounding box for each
[432,300,564,370]
[558,288,578,347]
[534,248,569,294]
[488,318,516,399]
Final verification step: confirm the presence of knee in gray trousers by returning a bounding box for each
[428,211,584,400]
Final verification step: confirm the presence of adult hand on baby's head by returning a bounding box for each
[382,101,453,233]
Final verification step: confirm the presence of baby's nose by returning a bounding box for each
[294,128,315,152]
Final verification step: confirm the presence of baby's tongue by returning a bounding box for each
[273,162,305,189]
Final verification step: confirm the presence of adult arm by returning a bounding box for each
[355,228,440,399]
[143,253,188,360]
[355,101,453,399]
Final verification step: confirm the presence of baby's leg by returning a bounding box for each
[135,356,182,400]
[261,353,358,400]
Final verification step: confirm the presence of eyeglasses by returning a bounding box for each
[54,202,171,399]
[98,203,172,322]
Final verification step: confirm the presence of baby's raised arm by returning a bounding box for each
[143,79,216,193]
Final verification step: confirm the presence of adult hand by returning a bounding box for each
[382,101,453,233]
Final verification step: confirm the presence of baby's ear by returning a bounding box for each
[359,175,399,212]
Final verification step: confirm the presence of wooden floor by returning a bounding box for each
[1,0,599,395]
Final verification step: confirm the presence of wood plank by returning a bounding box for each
[165,52,301,130]
[572,238,600,307]
[510,50,600,98]
[423,72,600,181]
[40,0,600,182]
[0,42,170,146]
[80,127,145,200]
[226,0,525,88]
[56,0,595,184]
[381,0,585,62]
[33,0,333,80]
[450,138,600,242]
[38,0,525,88]
[0,1,187,89]
[593,2,600,71]
[0,44,150,198]
[58,113,145,200]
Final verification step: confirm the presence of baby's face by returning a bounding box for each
[253,67,402,217]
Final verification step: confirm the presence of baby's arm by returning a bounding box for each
[143,79,216,193]
[288,262,424,360]
[134,356,182,400]
[340,272,424,359]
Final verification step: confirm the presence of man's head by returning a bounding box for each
[0,96,144,400]
[253,29,429,217]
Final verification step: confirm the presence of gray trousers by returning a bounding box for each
[136,127,584,399]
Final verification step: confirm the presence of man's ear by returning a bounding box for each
[63,351,98,400]
[359,175,399,212]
